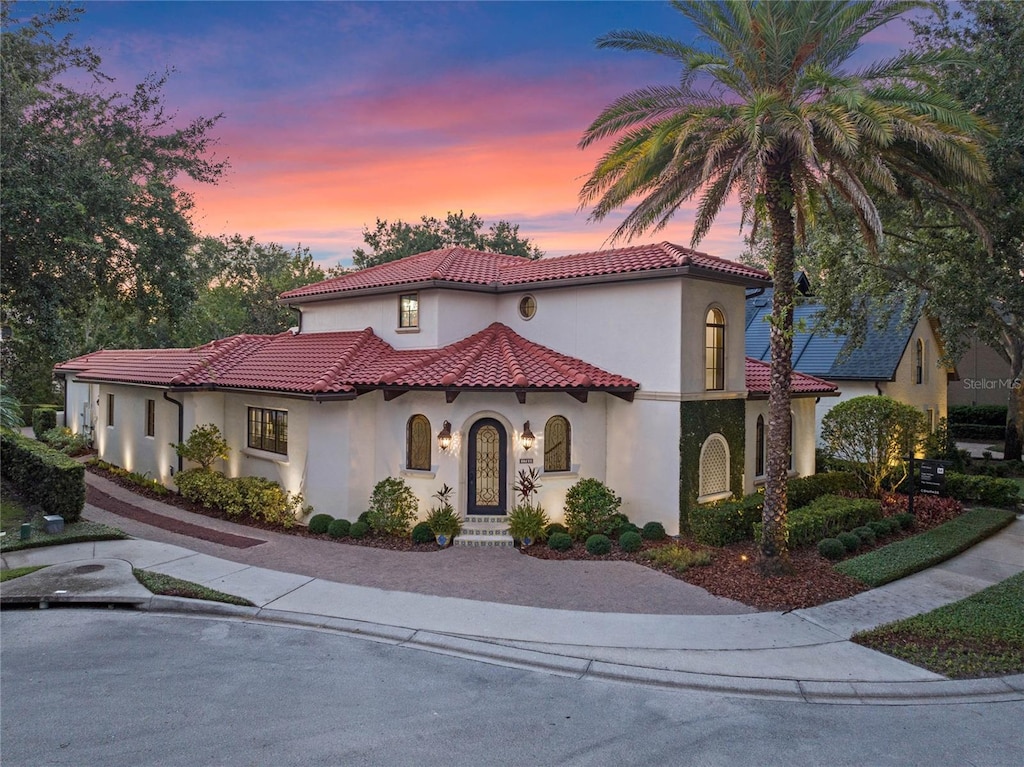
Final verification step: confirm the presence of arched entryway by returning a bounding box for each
[466,418,508,515]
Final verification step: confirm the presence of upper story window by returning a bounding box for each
[705,307,726,391]
[543,416,571,472]
[145,399,155,437]
[399,293,419,329]
[406,414,431,471]
[915,338,924,385]
[518,295,537,321]
[248,407,288,455]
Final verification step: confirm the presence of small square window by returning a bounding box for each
[399,293,419,328]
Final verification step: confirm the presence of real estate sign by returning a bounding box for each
[919,460,948,496]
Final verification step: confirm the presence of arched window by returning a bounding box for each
[705,307,726,391]
[406,414,431,471]
[544,416,571,472]
[699,434,730,501]
[755,415,765,477]
[915,338,924,385]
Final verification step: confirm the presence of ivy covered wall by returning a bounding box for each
[679,398,746,532]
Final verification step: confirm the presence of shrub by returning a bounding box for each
[507,503,549,543]
[820,396,926,497]
[949,423,1005,441]
[837,531,861,553]
[787,471,860,510]
[174,470,301,527]
[852,526,876,546]
[617,522,641,538]
[32,407,57,439]
[894,512,916,531]
[619,531,643,553]
[754,495,883,549]
[818,538,846,561]
[328,518,351,538]
[945,473,1020,507]
[585,534,612,555]
[641,521,667,541]
[349,521,369,538]
[690,493,762,546]
[424,506,462,540]
[308,514,334,535]
[548,532,573,551]
[868,520,891,537]
[172,424,230,471]
[880,492,963,527]
[641,545,711,573]
[366,476,419,535]
[563,478,622,539]
[41,426,91,456]
[411,521,434,544]
[0,430,85,522]
[948,405,1008,426]
[545,523,569,538]
[357,511,371,524]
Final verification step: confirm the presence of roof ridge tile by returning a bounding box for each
[312,327,376,392]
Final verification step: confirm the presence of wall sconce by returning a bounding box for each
[521,421,535,450]
[437,421,453,451]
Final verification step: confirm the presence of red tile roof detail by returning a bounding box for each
[380,323,637,392]
[278,242,770,301]
[745,357,839,395]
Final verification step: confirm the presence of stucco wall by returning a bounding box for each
[91,384,180,486]
[743,397,818,494]
[881,314,947,432]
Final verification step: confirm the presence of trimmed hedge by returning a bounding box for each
[174,469,302,527]
[836,507,1016,587]
[691,493,763,546]
[32,408,58,439]
[20,403,57,426]
[787,471,860,510]
[754,494,883,549]
[949,423,1005,441]
[945,473,1020,507]
[0,430,85,522]
[948,405,1007,426]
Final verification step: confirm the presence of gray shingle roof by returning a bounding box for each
[745,290,919,381]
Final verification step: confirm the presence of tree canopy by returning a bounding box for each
[352,210,542,269]
[0,2,226,401]
[578,0,991,573]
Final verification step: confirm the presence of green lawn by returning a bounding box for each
[0,565,47,582]
[133,569,255,607]
[1,495,30,534]
[854,572,1024,678]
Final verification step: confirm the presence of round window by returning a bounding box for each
[518,295,537,320]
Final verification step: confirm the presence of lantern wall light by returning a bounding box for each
[521,421,535,450]
[437,420,453,451]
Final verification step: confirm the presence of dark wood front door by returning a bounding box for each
[467,418,507,515]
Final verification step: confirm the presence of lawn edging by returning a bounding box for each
[834,507,1016,588]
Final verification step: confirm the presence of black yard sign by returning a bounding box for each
[919,460,948,496]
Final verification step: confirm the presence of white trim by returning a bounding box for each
[242,448,290,466]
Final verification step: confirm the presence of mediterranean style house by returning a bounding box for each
[56,242,837,536]
[746,288,951,444]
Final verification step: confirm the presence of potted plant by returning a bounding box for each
[508,468,549,547]
[425,484,462,547]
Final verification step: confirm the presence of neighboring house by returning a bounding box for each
[57,242,836,536]
[746,289,952,444]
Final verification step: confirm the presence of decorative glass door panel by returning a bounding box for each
[467,418,508,515]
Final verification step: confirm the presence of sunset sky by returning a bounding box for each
[63,1,919,268]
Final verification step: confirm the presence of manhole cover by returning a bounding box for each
[73,564,105,575]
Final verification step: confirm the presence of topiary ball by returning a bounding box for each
[327,518,351,538]
[585,534,612,555]
[837,531,861,552]
[641,521,667,541]
[894,513,916,531]
[411,521,434,544]
[868,520,890,537]
[547,532,573,552]
[349,521,370,539]
[818,537,846,561]
[853,526,876,546]
[617,522,641,538]
[357,510,371,524]
[308,513,334,535]
[619,531,643,553]
[545,523,569,538]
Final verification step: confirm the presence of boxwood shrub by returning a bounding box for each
[690,493,763,546]
[0,430,85,522]
[818,538,846,561]
[349,521,370,538]
[328,518,351,538]
[619,531,643,553]
[585,534,612,555]
[945,473,1020,507]
[753,494,882,549]
[411,521,434,544]
[837,531,861,553]
[308,513,334,535]
[852,526,876,546]
[641,521,667,541]
[548,532,573,551]
[32,407,58,440]
[787,471,860,510]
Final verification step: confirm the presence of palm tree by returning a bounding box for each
[578,0,991,574]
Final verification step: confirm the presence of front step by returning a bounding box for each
[454,516,514,547]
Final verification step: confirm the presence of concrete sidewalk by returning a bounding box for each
[3,518,1023,706]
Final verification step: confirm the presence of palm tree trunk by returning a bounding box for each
[761,164,797,576]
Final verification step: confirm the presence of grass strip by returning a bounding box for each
[133,569,255,607]
[0,565,47,582]
[853,572,1024,679]
[0,520,130,553]
[835,507,1015,588]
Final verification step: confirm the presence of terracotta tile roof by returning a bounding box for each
[279,242,769,301]
[380,323,639,392]
[57,325,639,397]
[745,357,839,397]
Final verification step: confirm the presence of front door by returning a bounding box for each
[467,418,507,515]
